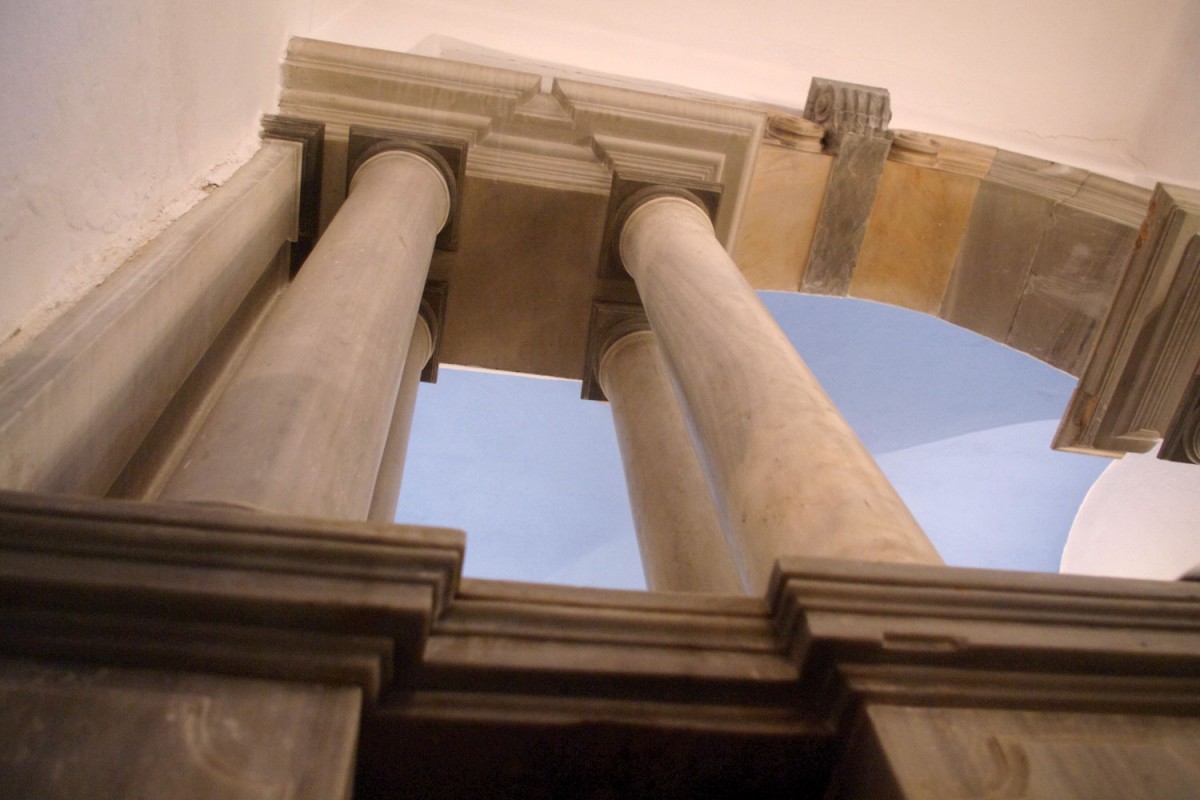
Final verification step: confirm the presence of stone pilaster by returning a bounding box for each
[800,78,893,296]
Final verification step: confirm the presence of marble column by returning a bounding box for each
[368,312,434,523]
[619,191,942,593]
[161,145,452,519]
[598,329,746,594]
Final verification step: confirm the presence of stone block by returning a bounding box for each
[731,144,832,290]
[851,161,980,313]
[940,182,1055,340]
[1007,206,1137,375]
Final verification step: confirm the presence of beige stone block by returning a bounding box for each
[850,161,980,314]
[731,144,832,290]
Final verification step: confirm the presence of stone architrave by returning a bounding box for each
[598,328,746,595]
[618,191,942,592]
[160,145,452,519]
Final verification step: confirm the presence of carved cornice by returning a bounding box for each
[1055,183,1200,457]
[770,558,1200,729]
[280,37,764,246]
[0,490,464,701]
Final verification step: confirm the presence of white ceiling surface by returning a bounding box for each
[396,295,1110,590]
[315,0,1200,187]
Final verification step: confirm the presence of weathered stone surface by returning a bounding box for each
[845,705,1200,800]
[801,134,893,295]
[803,77,891,150]
[940,181,1055,340]
[0,489,465,698]
[851,160,980,313]
[1007,205,1138,375]
[159,148,450,518]
[0,659,360,800]
[438,178,607,378]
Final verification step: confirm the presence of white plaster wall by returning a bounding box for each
[0,0,353,344]
[317,0,1200,188]
[1062,449,1200,580]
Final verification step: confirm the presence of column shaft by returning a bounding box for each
[161,150,450,519]
[599,330,745,594]
[620,196,942,592]
[367,316,433,523]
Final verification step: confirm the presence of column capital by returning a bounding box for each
[597,173,722,282]
[346,125,468,251]
[580,301,649,401]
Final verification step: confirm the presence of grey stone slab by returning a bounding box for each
[439,177,609,379]
[940,182,1056,341]
[1007,206,1138,375]
[801,133,892,295]
[986,149,1089,201]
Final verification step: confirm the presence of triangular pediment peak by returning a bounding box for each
[510,90,575,128]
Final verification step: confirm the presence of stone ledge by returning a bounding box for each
[0,490,464,700]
